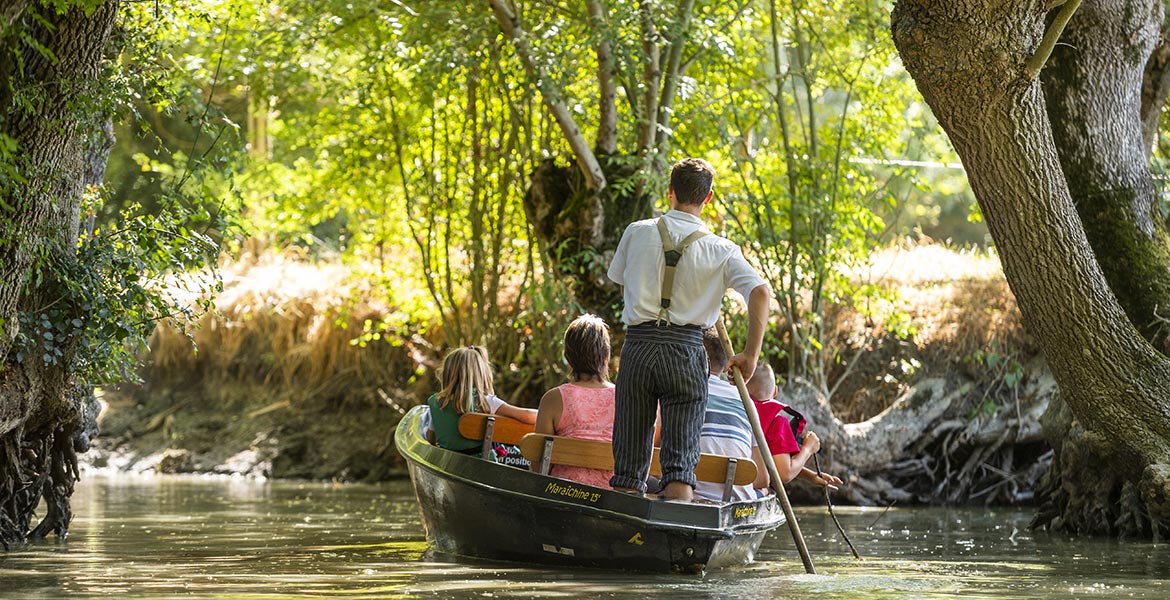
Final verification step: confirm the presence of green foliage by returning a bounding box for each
[96,0,986,397]
[966,344,1024,391]
[684,0,921,386]
[41,0,109,15]
[0,134,22,192]
[14,204,220,382]
[4,1,240,383]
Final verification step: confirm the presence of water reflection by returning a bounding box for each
[0,475,1166,599]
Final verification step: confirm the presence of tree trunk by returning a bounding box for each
[0,0,119,546]
[1036,0,1170,537]
[1140,16,1170,151]
[891,0,1170,536]
[1042,0,1170,352]
[486,0,606,195]
[637,0,661,159]
[487,0,620,313]
[523,156,654,320]
[655,0,696,148]
[586,0,618,155]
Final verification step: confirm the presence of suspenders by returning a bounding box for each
[655,217,709,325]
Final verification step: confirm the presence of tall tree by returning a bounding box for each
[1,0,225,546]
[0,0,120,545]
[891,0,1170,536]
[488,0,706,318]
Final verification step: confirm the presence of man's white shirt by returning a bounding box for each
[608,210,766,327]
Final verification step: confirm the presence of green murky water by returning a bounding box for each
[1,475,1167,598]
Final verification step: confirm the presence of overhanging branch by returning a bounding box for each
[1024,0,1083,81]
[486,0,607,193]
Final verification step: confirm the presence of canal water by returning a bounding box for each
[1,474,1167,598]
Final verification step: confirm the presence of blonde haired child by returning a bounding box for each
[426,346,536,455]
[747,363,841,489]
[533,315,616,488]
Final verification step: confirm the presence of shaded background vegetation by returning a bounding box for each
[82,0,1058,495]
[101,0,995,386]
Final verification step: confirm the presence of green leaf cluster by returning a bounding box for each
[4,1,240,384]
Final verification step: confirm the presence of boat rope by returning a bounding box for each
[814,453,861,560]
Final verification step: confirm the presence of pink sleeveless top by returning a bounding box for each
[550,383,616,488]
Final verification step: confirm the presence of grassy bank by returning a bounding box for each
[90,255,429,480]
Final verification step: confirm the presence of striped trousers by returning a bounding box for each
[610,324,709,492]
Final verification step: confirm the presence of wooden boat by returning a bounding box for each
[395,405,786,573]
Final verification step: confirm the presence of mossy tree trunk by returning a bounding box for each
[1042,0,1170,352]
[1035,0,1170,537]
[523,157,655,320]
[0,0,118,546]
[891,0,1170,537]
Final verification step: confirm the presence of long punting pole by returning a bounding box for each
[715,319,816,574]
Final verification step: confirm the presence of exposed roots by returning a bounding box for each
[1030,408,1170,539]
[0,385,94,549]
[882,413,1052,506]
[791,367,1055,508]
[28,428,78,540]
[0,425,81,547]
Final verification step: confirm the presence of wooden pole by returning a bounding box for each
[715,319,816,574]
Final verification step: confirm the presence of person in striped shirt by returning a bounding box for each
[694,328,771,502]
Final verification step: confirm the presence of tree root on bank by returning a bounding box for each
[0,425,81,548]
[29,429,78,540]
[1030,398,1170,538]
[787,372,1055,507]
[0,385,95,549]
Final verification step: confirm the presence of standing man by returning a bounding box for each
[607,158,771,501]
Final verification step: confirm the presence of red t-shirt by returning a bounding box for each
[753,399,802,455]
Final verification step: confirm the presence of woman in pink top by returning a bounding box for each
[533,314,616,488]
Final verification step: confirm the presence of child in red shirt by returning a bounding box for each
[747,364,842,489]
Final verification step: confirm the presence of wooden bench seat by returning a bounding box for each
[456,413,535,460]
[518,433,758,502]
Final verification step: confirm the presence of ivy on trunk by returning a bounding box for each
[0,0,119,547]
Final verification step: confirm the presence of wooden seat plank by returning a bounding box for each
[517,433,757,486]
[457,413,534,445]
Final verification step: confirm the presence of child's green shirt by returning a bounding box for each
[426,393,487,454]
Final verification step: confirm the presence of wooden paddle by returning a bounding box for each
[716,319,817,575]
[517,433,757,486]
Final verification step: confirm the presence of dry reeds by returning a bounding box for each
[146,255,427,408]
[820,244,1032,422]
[143,244,1028,419]
[852,245,1030,363]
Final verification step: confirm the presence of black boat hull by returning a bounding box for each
[396,406,785,572]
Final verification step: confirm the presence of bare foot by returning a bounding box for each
[662,481,693,502]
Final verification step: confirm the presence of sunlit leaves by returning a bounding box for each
[106,0,979,391]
